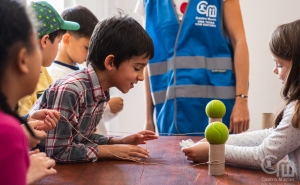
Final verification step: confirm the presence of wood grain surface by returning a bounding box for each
[36,136,300,185]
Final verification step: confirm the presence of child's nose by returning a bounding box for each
[138,73,144,81]
[273,67,278,74]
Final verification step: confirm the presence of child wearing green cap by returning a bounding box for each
[18,1,80,116]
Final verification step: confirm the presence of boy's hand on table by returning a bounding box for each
[98,144,149,161]
[182,142,209,163]
[109,130,158,145]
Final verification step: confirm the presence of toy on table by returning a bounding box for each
[205,99,226,123]
[179,99,226,148]
[205,100,228,175]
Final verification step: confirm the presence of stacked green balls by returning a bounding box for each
[205,122,229,144]
[205,100,226,118]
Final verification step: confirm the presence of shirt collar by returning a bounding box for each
[86,64,110,103]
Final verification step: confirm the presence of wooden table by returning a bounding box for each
[37,136,300,185]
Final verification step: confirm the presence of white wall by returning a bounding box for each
[241,0,300,131]
[51,0,300,134]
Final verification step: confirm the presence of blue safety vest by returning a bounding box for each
[144,0,235,135]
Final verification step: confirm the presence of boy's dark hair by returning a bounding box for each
[87,13,154,70]
[0,0,35,136]
[61,5,98,38]
[270,19,300,128]
[47,30,66,43]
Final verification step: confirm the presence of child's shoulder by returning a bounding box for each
[0,111,23,136]
[282,101,297,120]
[0,112,27,150]
[0,111,19,125]
[51,68,91,91]
[286,101,297,110]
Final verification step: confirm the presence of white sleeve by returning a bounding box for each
[96,119,107,136]
[134,0,145,16]
[226,128,273,146]
[47,65,60,82]
[101,104,117,122]
[96,104,118,136]
[225,102,300,168]
[134,0,145,27]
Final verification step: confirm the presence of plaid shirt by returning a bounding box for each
[29,65,110,163]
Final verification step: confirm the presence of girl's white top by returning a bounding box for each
[225,101,300,179]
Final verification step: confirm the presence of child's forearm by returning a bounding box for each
[108,137,122,144]
[97,145,115,158]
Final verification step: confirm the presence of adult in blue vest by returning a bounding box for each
[135,0,249,135]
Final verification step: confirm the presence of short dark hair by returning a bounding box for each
[48,29,66,43]
[38,29,65,43]
[61,5,98,38]
[87,13,154,70]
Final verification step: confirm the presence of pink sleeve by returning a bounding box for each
[0,116,29,185]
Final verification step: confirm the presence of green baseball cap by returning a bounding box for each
[30,1,80,37]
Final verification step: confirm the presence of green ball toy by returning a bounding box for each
[205,100,226,118]
[205,122,229,144]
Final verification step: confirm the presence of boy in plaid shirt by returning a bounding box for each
[29,13,157,163]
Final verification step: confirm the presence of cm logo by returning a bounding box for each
[261,154,294,177]
[196,1,217,17]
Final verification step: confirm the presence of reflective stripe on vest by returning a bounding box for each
[148,56,233,77]
[152,85,235,105]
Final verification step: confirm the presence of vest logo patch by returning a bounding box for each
[195,1,217,28]
[196,1,217,17]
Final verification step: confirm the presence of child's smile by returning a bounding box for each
[113,55,148,93]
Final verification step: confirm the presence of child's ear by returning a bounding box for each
[104,55,115,71]
[16,47,30,74]
[39,34,49,49]
[62,33,70,46]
